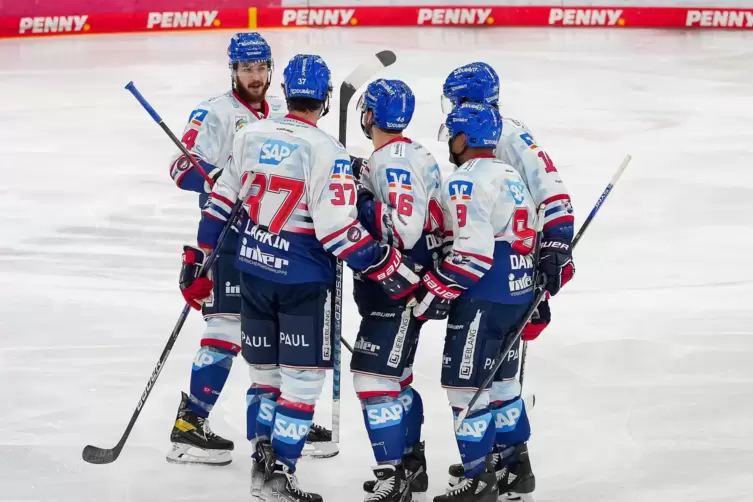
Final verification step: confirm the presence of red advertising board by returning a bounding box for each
[1,5,752,38]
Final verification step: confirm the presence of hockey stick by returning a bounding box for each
[125,81,215,187]
[330,50,397,444]
[455,154,632,429]
[82,177,254,465]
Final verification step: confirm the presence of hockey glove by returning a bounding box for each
[412,270,462,321]
[538,238,575,296]
[522,294,551,341]
[179,245,214,310]
[350,155,369,181]
[364,246,422,300]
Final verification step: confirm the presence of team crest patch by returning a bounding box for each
[347,227,362,242]
[235,116,249,131]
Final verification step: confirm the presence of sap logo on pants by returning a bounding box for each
[193,348,226,369]
[456,412,491,442]
[495,400,523,433]
[367,403,403,429]
[273,416,310,444]
[258,398,277,426]
[398,389,414,414]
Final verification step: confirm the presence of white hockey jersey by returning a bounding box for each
[357,138,443,267]
[440,155,537,304]
[197,114,383,284]
[169,90,286,203]
[495,117,574,240]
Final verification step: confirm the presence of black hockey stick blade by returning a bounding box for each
[82,443,122,464]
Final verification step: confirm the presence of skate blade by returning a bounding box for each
[447,475,462,487]
[300,441,339,459]
[499,492,534,502]
[166,443,232,466]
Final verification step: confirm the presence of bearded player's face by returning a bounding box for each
[236,61,270,104]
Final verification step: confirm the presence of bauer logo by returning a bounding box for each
[146,11,219,29]
[686,10,753,27]
[273,416,310,444]
[456,412,491,441]
[19,15,88,35]
[548,9,624,26]
[495,400,523,432]
[366,402,403,428]
[281,9,355,26]
[417,8,493,25]
[259,140,299,165]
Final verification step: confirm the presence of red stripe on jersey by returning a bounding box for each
[288,227,316,235]
[357,390,402,400]
[443,261,480,281]
[455,250,494,265]
[250,384,281,393]
[212,193,234,208]
[338,234,374,259]
[200,338,241,354]
[321,221,358,245]
[544,214,575,229]
[296,202,308,211]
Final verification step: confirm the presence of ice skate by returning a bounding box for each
[496,444,535,502]
[433,456,497,502]
[166,392,234,466]
[362,465,410,502]
[301,422,339,459]
[251,440,323,502]
[363,441,427,502]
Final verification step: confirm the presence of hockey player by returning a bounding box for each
[167,33,331,465]
[350,79,443,502]
[180,54,422,502]
[439,63,576,501]
[410,103,539,502]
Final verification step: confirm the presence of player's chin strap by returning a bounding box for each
[454,154,633,431]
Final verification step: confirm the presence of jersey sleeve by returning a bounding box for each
[438,172,495,290]
[309,139,382,272]
[169,102,227,194]
[195,131,245,248]
[497,120,574,241]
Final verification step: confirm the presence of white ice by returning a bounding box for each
[1,27,753,502]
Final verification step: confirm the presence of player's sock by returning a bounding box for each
[401,386,423,454]
[246,385,280,441]
[453,407,495,479]
[362,395,406,465]
[187,345,235,417]
[490,396,530,454]
[271,399,314,470]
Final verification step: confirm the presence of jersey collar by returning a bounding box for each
[374,136,411,153]
[285,113,318,128]
[233,90,269,119]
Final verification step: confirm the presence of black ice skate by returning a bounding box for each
[251,441,322,502]
[364,442,428,501]
[166,392,234,466]
[447,445,535,502]
[363,465,410,502]
[496,444,535,502]
[301,422,339,459]
[434,456,497,502]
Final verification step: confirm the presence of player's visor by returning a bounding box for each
[437,123,453,142]
[356,93,367,112]
[440,95,456,114]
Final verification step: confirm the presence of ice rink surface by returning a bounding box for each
[1,26,753,502]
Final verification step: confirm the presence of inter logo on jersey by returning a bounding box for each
[189,108,209,127]
[386,168,412,190]
[259,139,299,165]
[448,180,473,201]
[331,160,353,180]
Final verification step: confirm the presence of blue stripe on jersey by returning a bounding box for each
[462,242,535,305]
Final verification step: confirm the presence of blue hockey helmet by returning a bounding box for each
[439,102,502,150]
[441,62,499,113]
[227,32,273,67]
[282,54,333,116]
[357,79,415,139]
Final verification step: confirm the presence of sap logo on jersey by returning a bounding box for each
[273,415,311,444]
[386,168,412,190]
[260,140,299,165]
[449,180,473,201]
[495,400,523,433]
[257,398,277,426]
[456,412,492,441]
[367,402,404,429]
